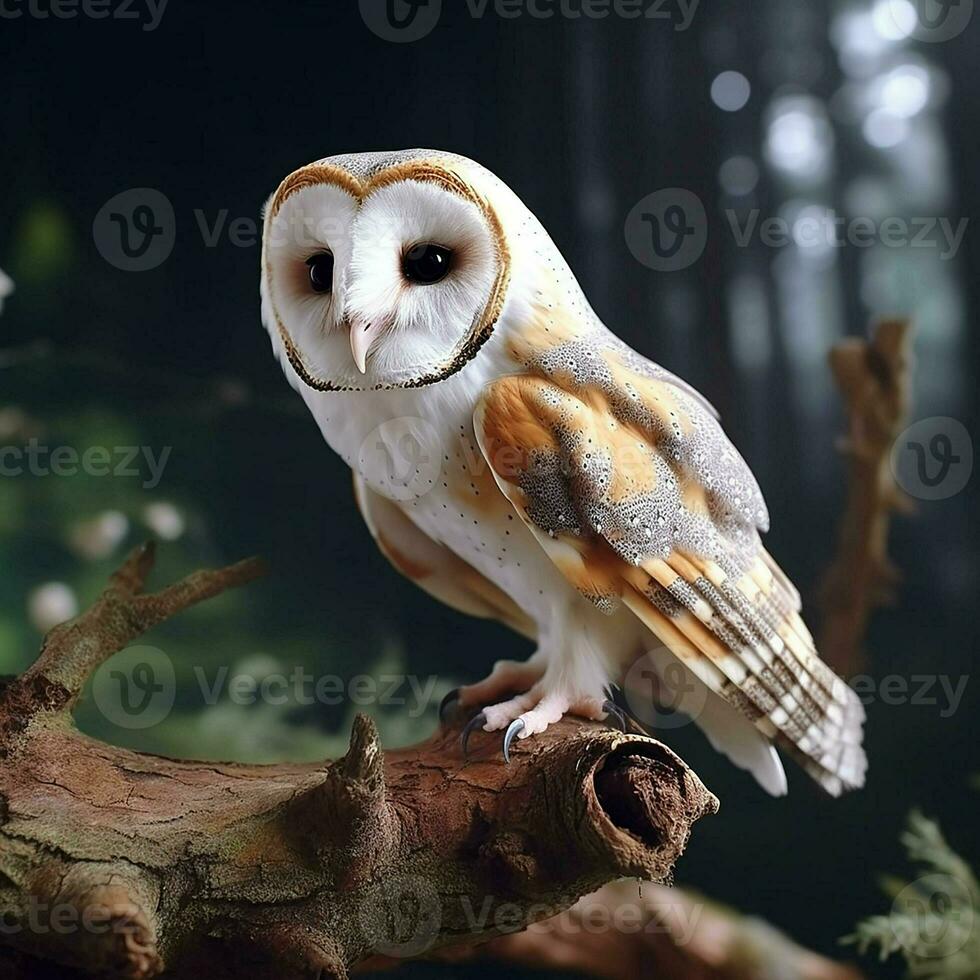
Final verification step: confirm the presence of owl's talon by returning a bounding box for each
[439,688,461,724]
[503,719,525,764]
[602,699,627,733]
[460,711,488,759]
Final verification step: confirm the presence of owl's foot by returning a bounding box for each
[460,687,625,762]
[459,658,547,711]
[440,657,549,725]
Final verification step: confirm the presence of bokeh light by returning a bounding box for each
[711,71,752,112]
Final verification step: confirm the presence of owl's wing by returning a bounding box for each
[622,642,788,797]
[353,474,536,640]
[473,364,866,796]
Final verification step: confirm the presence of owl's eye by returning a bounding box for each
[305,252,334,294]
[403,243,453,285]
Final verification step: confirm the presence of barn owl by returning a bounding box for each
[260,149,867,797]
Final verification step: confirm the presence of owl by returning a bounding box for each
[260,149,867,797]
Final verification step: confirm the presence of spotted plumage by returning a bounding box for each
[261,149,866,796]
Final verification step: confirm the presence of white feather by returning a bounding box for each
[626,645,789,797]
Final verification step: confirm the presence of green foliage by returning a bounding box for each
[9,201,75,286]
[844,810,979,979]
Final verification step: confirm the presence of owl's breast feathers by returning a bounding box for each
[354,473,536,638]
[473,333,866,795]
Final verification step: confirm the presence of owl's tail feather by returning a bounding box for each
[619,547,866,797]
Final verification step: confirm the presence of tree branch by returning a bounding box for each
[12,541,265,716]
[819,318,914,676]
[0,546,717,980]
[402,880,865,980]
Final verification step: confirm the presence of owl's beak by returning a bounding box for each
[348,318,386,374]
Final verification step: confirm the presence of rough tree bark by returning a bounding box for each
[0,544,718,979]
[819,318,913,677]
[413,880,865,980]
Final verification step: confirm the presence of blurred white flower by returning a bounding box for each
[142,502,186,541]
[68,511,130,560]
[0,269,13,315]
[28,582,78,632]
[0,407,29,441]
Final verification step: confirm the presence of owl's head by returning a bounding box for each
[261,150,519,391]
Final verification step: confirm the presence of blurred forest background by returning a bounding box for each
[0,1,977,976]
